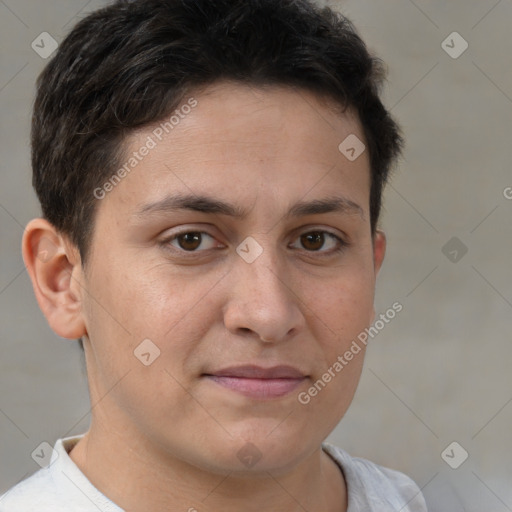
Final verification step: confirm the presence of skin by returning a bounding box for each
[23,81,386,512]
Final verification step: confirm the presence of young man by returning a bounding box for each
[1,0,427,510]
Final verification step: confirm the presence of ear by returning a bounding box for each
[369,229,386,324]
[22,218,87,340]
[373,229,386,276]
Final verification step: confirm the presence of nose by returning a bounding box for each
[222,251,306,344]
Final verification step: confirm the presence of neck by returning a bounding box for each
[69,420,347,512]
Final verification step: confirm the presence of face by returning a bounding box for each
[76,81,385,474]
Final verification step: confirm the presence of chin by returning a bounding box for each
[198,422,315,475]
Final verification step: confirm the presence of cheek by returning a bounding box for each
[297,341,366,444]
[298,267,375,341]
[91,253,217,335]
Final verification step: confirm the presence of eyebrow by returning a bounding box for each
[134,193,364,220]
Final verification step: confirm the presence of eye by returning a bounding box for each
[290,230,346,254]
[167,231,220,252]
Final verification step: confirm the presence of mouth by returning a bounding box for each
[203,365,308,400]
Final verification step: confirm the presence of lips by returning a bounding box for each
[207,365,305,379]
[203,365,307,399]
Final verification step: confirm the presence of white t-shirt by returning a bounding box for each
[0,435,427,511]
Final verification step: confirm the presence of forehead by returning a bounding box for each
[151,81,363,162]
[97,81,370,222]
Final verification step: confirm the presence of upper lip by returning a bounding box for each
[205,365,306,379]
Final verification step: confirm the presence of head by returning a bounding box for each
[23,0,402,475]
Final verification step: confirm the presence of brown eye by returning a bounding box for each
[300,231,325,251]
[289,230,346,255]
[175,232,203,251]
[164,230,223,255]
[164,231,216,252]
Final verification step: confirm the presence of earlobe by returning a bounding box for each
[22,218,86,340]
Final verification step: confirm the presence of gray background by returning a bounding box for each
[1,0,511,510]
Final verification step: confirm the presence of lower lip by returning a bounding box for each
[205,376,306,399]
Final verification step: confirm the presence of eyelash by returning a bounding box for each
[160,229,348,257]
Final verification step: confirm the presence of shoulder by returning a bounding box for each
[0,436,121,512]
[322,442,428,512]
[0,466,61,512]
